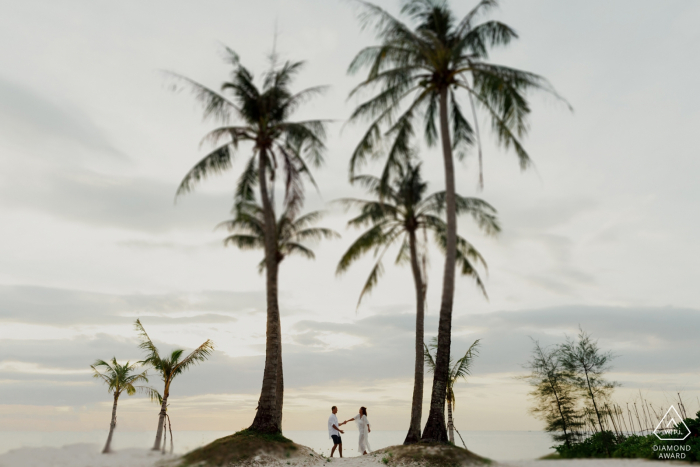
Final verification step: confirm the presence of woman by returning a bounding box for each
[341,407,371,455]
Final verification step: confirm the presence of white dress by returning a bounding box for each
[353,414,371,453]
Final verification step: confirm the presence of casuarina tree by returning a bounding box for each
[559,327,618,433]
[523,339,581,447]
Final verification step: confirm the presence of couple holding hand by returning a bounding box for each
[327,406,371,457]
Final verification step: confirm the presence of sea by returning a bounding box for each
[0,430,555,460]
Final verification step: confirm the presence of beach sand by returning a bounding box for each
[0,444,659,467]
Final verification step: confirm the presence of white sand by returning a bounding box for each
[0,443,179,467]
[0,444,659,467]
[502,461,655,467]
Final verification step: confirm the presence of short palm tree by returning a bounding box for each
[336,161,498,444]
[170,48,328,434]
[348,0,565,442]
[134,319,214,451]
[219,200,339,272]
[424,337,481,445]
[91,358,159,454]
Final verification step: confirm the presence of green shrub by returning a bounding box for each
[555,431,620,458]
[554,411,700,461]
[611,435,655,459]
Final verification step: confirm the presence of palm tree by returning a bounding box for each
[91,358,159,454]
[218,199,339,272]
[169,48,328,434]
[134,319,215,451]
[336,161,498,444]
[348,0,565,441]
[424,337,481,445]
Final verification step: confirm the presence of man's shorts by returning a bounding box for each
[331,435,342,445]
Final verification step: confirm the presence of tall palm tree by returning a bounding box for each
[336,161,498,444]
[134,319,214,451]
[424,337,481,445]
[91,358,159,454]
[169,48,328,434]
[348,0,565,441]
[218,199,339,272]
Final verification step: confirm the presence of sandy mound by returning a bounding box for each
[369,444,489,467]
[178,430,325,467]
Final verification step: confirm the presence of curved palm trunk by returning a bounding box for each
[152,391,169,450]
[250,147,283,434]
[102,393,119,453]
[404,229,425,445]
[447,400,455,444]
[275,320,284,429]
[422,87,456,443]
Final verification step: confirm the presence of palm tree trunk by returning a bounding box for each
[422,86,455,444]
[447,400,455,444]
[152,393,168,450]
[250,147,283,434]
[102,393,119,454]
[275,320,284,429]
[404,229,425,445]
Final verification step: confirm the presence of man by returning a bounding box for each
[328,405,344,458]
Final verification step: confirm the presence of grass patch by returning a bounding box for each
[179,429,302,466]
[374,443,489,467]
[538,453,561,460]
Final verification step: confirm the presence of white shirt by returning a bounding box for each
[328,414,340,438]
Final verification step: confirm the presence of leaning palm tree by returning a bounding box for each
[424,337,481,445]
[169,48,328,434]
[134,319,214,451]
[348,0,566,441]
[218,199,339,272]
[91,358,159,454]
[336,161,498,444]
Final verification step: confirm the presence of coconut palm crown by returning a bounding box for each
[91,358,159,454]
[219,200,340,272]
[337,162,498,308]
[134,319,214,451]
[424,337,481,445]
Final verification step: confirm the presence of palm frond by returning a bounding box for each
[424,342,436,373]
[176,144,234,198]
[134,385,163,404]
[173,340,215,376]
[134,319,160,363]
[163,71,240,122]
[336,224,390,275]
[284,242,316,260]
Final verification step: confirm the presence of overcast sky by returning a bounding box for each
[0,0,699,435]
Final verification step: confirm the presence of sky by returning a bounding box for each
[0,0,699,436]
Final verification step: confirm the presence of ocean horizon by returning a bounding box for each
[0,430,555,460]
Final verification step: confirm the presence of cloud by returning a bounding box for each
[0,167,237,233]
[0,285,264,325]
[0,305,698,409]
[0,77,122,159]
[453,306,700,375]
